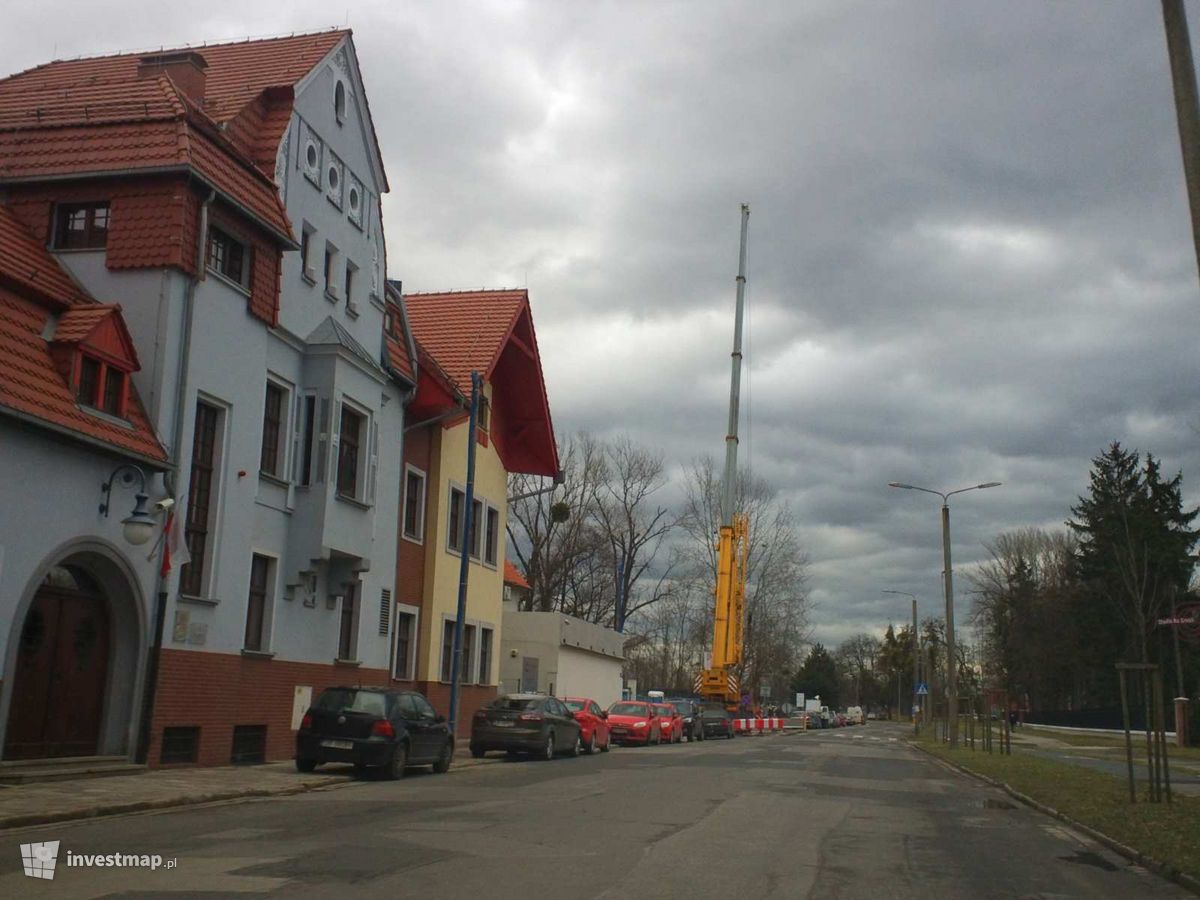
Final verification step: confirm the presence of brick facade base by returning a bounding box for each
[150,648,389,768]
[400,680,498,738]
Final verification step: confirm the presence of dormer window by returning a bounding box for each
[54,202,110,250]
[75,353,128,418]
[206,225,251,290]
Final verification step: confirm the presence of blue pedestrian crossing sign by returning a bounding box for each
[916,683,929,696]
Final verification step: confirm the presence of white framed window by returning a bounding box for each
[259,378,292,481]
[484,504,500,567]
[447,484,465,553]
[244,552,277,653]
[336,581,359,661]
[393,604,419,680]
[206,225,252,291]
[440,618,456,682]
[334,81,347,123]
[344,260,358,314]
[479,626,494,685]
[460,623,477,684]
[333,397,378,505]
[300,223,317,283]
[179,395,229,600]
[469,498,483,559]
[402,465,427,543]
[324,241,340,301]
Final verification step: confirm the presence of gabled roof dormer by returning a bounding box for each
[48,304,140,420]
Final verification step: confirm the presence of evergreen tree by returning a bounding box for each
[1068,442,1199,668]
[791,643,840,709]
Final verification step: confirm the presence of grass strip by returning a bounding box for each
[916,733,1200,886]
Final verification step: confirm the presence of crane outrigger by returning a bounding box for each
[695,204,751,710]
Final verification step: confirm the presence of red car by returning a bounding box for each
[606,701,661,745]
[653,703,684,744]
[563,697,612,754]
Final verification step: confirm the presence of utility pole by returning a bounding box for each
[1163,0,1200,290]
[912,596,919,736]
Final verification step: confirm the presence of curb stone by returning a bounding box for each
[0,753,498,833]
[907,740,1200,898]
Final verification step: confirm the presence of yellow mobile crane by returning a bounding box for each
[695,204,751,710]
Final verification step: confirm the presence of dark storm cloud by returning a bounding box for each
[7,1,1200,649]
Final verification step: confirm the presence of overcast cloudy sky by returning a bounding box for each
[7,1,1200,648]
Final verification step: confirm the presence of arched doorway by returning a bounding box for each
[4,565,111,759]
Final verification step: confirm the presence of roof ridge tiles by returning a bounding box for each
[3,27,350,75]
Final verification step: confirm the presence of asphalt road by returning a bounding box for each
[0,721,1189,899]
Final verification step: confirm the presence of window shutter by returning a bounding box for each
[379,588,391,635]
[367,418,380,503]
[290,393,304,483]
[315,397,331,483]
[330,399,344,486]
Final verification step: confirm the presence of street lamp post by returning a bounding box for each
[883,590,920,737]
[887,481,1001,748]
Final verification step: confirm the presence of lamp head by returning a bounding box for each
[121,492,157,546]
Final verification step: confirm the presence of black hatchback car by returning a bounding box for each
[470,694,582,760]
[699,705,736,739]
[295,686,454,779]
[669,699,705,742]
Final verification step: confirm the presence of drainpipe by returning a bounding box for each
[447,372,481,738]
[134,188,214,764]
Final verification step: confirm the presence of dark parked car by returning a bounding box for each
[698,705,736,739]
[295,686,453,779]
[470,694,582,760]
[668,699,705,742]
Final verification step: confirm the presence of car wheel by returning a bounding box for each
[470,744,485,759]
[586,732,597,755]
[541,732,555,761]
[433,739,454,773]
[570,733,583,757]
[295,758,317,773]
[385,742,409,780]
[353,763,369,776]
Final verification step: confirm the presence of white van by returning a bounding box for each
[845,706,864,725]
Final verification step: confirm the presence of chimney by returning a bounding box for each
[137,51,208,104]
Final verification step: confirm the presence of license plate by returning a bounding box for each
[494,720,514,727]
[321,739,353,750]
[612,728,627,734]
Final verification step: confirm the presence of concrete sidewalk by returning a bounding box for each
[0,748,498,831]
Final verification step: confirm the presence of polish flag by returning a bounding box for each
[159,505,191,577]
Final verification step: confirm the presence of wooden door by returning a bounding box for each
[4,572,110,760]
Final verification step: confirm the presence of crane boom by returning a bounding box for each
[696,204,751,709]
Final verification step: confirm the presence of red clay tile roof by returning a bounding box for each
[53,305,119,342]
[404,289,559,477]
[0,200,90,307]
[2,31,345,123]
[0,204,165,462]
[403,289,528,390]
[0,31,351,243]
[504,560,530,590]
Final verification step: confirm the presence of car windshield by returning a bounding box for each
[491,697,541,710]
[609,703,647,716]
[672,702,694,716]
[564,700,586,712]
[702,708,729,718]
[314,689,387,717]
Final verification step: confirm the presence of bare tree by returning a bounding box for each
[592,435,678,629]
[507,432,606,612]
